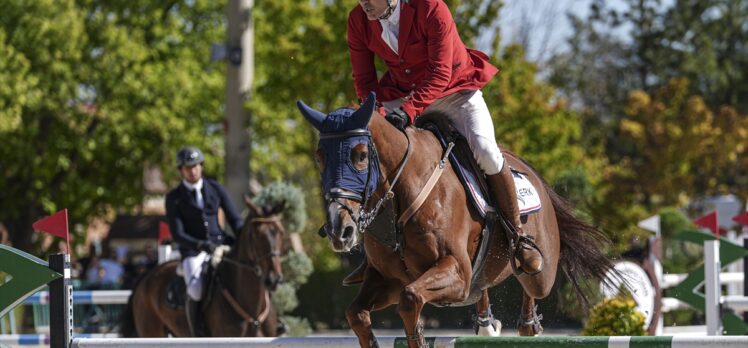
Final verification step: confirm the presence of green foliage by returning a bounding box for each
[270,250,313,334]
[582,294,647,336]
[0,0,226,253]
[279,315,312,337]
[282,250,314,286]
[271,283,299,314]
[256,182,307,233]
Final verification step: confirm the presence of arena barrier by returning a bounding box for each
[69,336,748,348]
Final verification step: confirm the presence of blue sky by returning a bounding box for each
[495,0,594,62]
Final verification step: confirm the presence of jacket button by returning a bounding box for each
[399,59,404,64]
[405,69,411,74]
[411,83,416,88]
[204,222,209,227]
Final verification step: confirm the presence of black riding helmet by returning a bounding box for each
[176,146,204,168]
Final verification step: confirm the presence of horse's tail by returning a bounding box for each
[543,181,618,306]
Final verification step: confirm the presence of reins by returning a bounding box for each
[216,215,282,334]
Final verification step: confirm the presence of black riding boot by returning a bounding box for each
[185,298,206,337]
[486,165,544,274]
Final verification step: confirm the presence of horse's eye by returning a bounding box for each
[351,144,369,171]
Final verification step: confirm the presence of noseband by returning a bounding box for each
[321,127,412,234]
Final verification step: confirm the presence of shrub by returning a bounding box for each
[581,295,647,336]
[256,181,306,232]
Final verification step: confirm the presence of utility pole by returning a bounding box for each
[225,0,253,213]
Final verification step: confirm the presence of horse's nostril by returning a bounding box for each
[342,225,354,240]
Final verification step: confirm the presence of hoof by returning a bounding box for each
[474,315,501,337]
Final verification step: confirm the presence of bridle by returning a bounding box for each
[221,216,284,277]
[321,127,412,234]
[214,215,284,336]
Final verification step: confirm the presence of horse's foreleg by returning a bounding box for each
[473,289,501,336]
[346,268,400,348]
[517,291,543,336]
[398,255,468,348]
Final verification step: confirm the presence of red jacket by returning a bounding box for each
[347,0,499,120]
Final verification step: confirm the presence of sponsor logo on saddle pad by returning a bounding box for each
[513,171,542,215]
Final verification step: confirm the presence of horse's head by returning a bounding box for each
[240,196,287,291]
[297,93,379,252]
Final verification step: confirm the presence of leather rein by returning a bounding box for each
[216,215,283,335]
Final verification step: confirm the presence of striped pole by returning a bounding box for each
[24,290,132,305]
[70,336,748,348]
[0,334,117,346]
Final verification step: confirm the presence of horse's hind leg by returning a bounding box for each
[346,268,400,348]
[517,291,543,336]
[474,289,501,336]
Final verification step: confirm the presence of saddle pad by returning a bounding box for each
[513,170,542,215]
[453,160,541,216]
[419,122,541,218]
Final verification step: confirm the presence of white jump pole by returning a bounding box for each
[704,240,722,336]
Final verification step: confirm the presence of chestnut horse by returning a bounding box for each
[120,198,286,337]
[298,93,615,348]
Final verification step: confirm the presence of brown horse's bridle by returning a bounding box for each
[221,216,284,277]
[217,215,284,336]
[320,127,413,235]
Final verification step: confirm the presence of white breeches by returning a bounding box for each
[182,252,210,301]
[383,90,504,175]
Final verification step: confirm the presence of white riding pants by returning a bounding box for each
[383,90,504,175]
[182,251,210,301]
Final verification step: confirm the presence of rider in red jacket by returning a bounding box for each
[344,0,544,285]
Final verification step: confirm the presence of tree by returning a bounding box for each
[0,0,226,253]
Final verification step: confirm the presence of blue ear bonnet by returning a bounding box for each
[297,92,379,203]
[317,108,380,202]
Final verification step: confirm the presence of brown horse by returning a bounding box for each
[120,198,286,337]
[298,93,616,348]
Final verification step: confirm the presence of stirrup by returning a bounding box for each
[510,235,544,276]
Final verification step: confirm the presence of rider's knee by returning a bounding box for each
[472,137,504,175]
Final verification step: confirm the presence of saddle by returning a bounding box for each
[414,113,542,220]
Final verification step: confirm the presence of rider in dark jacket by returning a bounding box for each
[165,146,243,336]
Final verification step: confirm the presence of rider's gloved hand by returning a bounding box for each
[198,240,218,253]
[385,108,411,131]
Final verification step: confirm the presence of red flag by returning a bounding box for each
[732,211,748,226]
[32,209,69,240]
[694,211,719,236]
[159,221,172,244]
